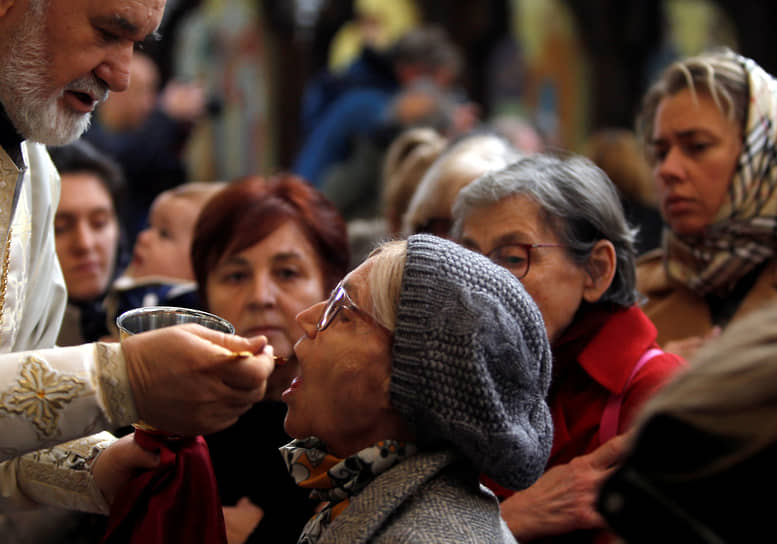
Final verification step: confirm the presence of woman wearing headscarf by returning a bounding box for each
[636,48,777,360]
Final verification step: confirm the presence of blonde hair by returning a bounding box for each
[365,240,408,332]
[634,302,777,474]
[382,128,447,235]
[637,48,748,164]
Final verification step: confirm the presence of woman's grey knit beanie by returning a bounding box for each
[391,234,553,491]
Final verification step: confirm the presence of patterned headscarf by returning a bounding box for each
[664,51,777,295]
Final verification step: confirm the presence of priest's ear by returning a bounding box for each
[582,239,616,303]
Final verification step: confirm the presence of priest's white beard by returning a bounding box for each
[0,10,108,145]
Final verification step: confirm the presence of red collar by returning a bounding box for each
[554,305,658,394]
[578,305,657,393]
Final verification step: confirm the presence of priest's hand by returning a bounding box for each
[121,324,274,436]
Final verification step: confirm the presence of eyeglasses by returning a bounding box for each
[316,282,391,335]
[486,243,565,279]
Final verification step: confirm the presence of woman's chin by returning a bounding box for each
[282,411,306,440]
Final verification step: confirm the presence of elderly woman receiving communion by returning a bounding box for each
[280,234,554,544]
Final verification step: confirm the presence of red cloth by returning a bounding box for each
[101,429,227,544]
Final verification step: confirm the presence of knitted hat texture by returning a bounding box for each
[390,234,553,491]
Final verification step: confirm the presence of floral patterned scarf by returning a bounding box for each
[664,51,777,295]
[280,437,417,544]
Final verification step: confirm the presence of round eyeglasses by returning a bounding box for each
[486,243,565,279]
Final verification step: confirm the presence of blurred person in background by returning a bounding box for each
[381,127,448,236]
[489,113,546,155]
[294,24,465,187]
[401,130,521,237]
[636,48,777,360]
[325,0,420,73]
[104,181,226,338]
[191,174,349,543]
[583,128,662,256]
[84,49,208,245]
[321,78,476,223]
[344,125,447,269]
[50,141,126,346]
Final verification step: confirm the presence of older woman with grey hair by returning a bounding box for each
[451,153,684,542]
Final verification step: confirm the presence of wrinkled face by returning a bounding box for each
[0,0,165,145]
[206,221,327,400]
[129,193,199,280]
[55,172,119,300]
[459,195,590,345]
[283,261,396,457]
[649,89,743,236]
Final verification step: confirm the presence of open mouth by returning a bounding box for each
[63,90,98,113]
[71,91,93,105]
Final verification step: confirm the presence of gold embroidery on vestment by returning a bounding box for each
[0,356,87,437]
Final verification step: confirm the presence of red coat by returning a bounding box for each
[547,305,684,468]
[484,305,684,499]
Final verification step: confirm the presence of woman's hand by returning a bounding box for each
[223,497,264,544]
[501,434,629,541]
[90,434,161,506]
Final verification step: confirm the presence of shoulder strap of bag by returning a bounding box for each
[599,348,663,444]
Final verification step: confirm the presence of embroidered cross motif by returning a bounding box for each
[0,356,87,437]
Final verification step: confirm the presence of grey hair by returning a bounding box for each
[400,130,522,236]
[637,47,748,163]
[452,153,639,308]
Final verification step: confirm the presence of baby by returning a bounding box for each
[105,182,226,335]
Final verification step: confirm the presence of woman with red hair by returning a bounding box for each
[191,174,349,544]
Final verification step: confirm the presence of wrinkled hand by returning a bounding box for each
[502,434,630,541]
[664,326,721,361]
[91,434,160,506]
[223,497,264,544]
[122,324,274,436]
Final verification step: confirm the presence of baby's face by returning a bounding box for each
[129,193,200,280]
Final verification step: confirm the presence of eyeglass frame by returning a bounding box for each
[486,243,566,279]
[316,282,392,335]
